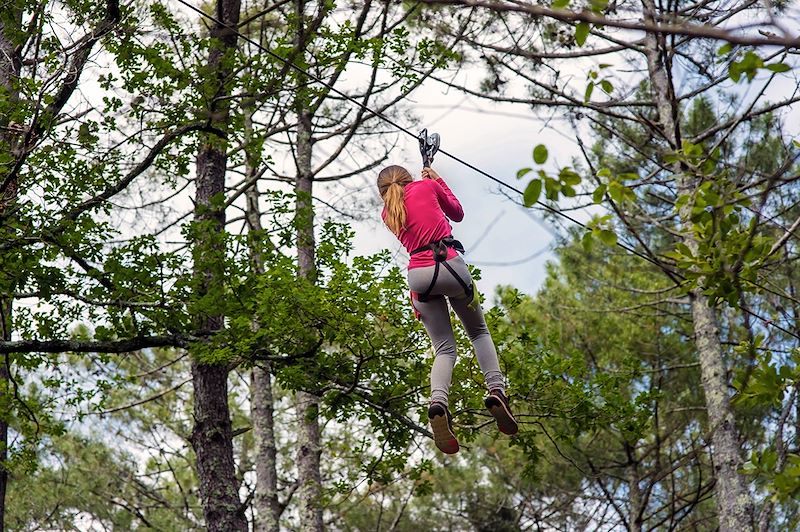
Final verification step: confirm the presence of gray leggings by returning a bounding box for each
[408,255,506,405]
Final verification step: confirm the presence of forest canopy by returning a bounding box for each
[1,0,800,530]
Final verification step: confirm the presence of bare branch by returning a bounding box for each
[90,378,192,415]
[420,0,800,48]
[0,335,195,354]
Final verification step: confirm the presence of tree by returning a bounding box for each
[8,0,798,529]
[5,352,202,530]
[188,0,248,529]
[495,234,715,529]
[410,1,797,530]
[0,0,460,527]
[0,0,247,526]
[1,1,121,527]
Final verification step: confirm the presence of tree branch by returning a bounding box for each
[420,0,800,48]
[0,335,195,354]
[1,0,121,194]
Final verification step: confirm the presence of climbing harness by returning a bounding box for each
[410,236,474,304]
[418,128,440,168]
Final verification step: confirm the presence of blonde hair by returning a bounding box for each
[377,165,413,235]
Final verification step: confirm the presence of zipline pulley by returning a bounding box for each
[418,129,440,168]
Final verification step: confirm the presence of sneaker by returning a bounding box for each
[485,389,518,435]
[428,402,459,454]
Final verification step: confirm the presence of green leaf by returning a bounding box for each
[544,176,561,200]
[597,229,617,247]
[552,0,570,7]
[584,81,595,102]
[581,231,594,251]
[676,242,693,258]
[559,167,581,186]
[607,181,624,203]
[533,144,549,165]
[600,79,613,94]
[794,139,800,149]
[766,62,791,73]
[681,140,703,157]
[517,167,532,179]
[523,179,542,207]
[717,43,733,56]
[729,63,742,82]
[592,184,607,203]
[77,122,97,146]
[575,22,590,47]
[596,167,612,178]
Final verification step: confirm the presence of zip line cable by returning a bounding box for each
[173,0,800,341]
[174,0,667,269]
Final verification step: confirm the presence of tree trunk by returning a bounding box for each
[0,3,22,529]
[296,389,322,531]
[294,105,324,532]
[191,360,246,531]
[243,99,282,532]
[0,354,8,532]
[687,295,753,530]
[626,445,643,532]
[292,2,323,519]
[640,1,754,529]
[0,0,22,116]
[252,366,280,531]
[189,0,246,530]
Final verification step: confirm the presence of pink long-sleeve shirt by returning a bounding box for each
[382,177,464,269]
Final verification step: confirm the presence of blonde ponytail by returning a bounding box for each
[383,182,407,235]
[377,165,413,235]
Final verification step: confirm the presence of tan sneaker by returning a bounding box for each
[428,402,459,454]
[485,389,518,435]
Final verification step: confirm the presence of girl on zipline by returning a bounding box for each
[377,164,518,454]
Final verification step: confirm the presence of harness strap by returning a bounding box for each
[442,260,474,302]
[412,236,473,304]
[410,236,465,256]
[417,261,441,303]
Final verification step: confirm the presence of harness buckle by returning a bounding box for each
[431,240,449,262]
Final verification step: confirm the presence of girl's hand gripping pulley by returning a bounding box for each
[418,128,440,168]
